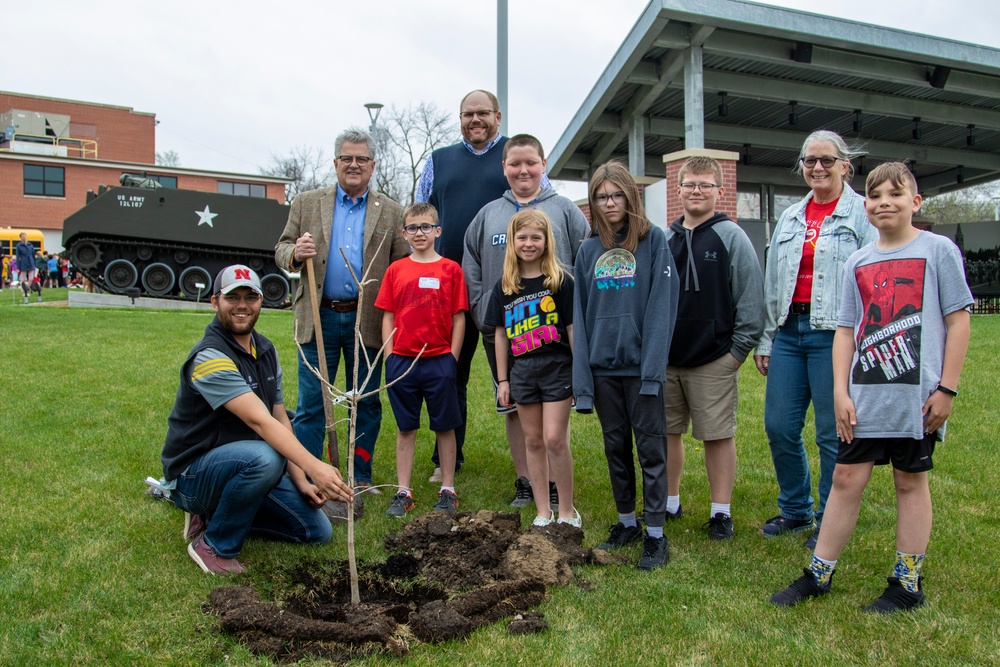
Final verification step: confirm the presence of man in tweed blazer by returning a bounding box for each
[275,128,409,491]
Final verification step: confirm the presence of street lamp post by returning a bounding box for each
[364,102,384,136]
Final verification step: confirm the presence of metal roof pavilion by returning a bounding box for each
[548,0,1000,197]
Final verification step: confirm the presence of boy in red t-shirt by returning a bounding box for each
[374,202,468,517]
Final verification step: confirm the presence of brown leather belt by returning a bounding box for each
[320,298,358,312]
[790,302,810,315]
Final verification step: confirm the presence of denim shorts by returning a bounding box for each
[837,433,937,472]
[510,353,573,405]
[385,353,462,432]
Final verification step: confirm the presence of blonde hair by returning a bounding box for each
[587,161,652,253]
[678,155,723,186]
[501,209,566,295]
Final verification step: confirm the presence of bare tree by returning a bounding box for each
[920,182,1000,224]
[372,102,458,204]
[260,145,335,201]
[155,150,181,167]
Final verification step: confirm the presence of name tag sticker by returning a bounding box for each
[419,277,440,289]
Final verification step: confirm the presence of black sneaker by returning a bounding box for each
[510,476,533,508]
[759,514,814,537]
[770,568,832,607]
[596,522,644,551]
[432,489,459,514]
[636,535,670,570]
[864,577,925,614]
[386,492,414,518]
[703,513,734,541]
[804,526,820,550]
[549,482,559,511]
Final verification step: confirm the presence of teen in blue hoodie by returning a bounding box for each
[573,161,679,571]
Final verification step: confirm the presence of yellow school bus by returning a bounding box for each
[0,228,46,257]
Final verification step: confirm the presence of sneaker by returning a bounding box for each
[432,489,459,514]
[549,482,559,511]
[770,568,832,607]
[356,482,380,495]
[183,512,206,542]
[804,526,820,550]
[510,476,533,508]
[636,535,670,570]
[703,513,735,541]
[386,492,415,518]
[666,504,684,521]
[864,577,925,614]
[596,522,644,551]
[188,535,245,575]
[759,514,814,537]
[557,508,582,528]
[428,467,443,483]
[532,511,554,527]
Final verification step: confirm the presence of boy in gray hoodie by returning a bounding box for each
[463,134,590,508]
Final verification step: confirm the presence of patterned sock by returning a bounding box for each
[646,525,664,539]
[440,486,455,494]
[808,554,837,587]
[666,495,681,514]
[894,551,925,593]
[710,502,731,518]
[619,512,638,528]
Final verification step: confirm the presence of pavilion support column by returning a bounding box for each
[683,46,705,149]
[628,115,646,177]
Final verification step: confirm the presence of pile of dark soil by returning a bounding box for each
[209,510,620,663]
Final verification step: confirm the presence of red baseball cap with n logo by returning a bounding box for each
[214,264,263,295]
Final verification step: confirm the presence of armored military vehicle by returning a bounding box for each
[63,174,293,307]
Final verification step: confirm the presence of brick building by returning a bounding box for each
[0,91,290,252]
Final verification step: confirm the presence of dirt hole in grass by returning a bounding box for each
[209,510,624,663]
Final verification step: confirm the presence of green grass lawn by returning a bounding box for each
[2,292,998,666]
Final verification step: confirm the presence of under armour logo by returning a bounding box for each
[704,251,718,261]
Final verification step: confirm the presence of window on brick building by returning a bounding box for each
[148,175,178,188]
[24,165,65,197]
[218,181,266,198]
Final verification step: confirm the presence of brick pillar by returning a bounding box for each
[662,149,740,224]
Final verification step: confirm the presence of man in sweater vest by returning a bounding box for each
[414,90,551,482]
[161,265,353,575]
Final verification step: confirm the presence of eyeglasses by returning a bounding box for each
[800,155,845,169]
[221,293,262,305]
[336,155,373,165]
[460,109,497,120]
[403,223,439,235]
[594,192,626,207]
[679,182,720,192]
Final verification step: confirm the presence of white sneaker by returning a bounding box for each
[428,467,442,483]
[558,508,583,528]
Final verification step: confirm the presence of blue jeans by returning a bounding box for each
[294,306,382,483]
[172,440,332,558]
[763,314,838,525]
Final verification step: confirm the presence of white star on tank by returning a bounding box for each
[196,206,218,227]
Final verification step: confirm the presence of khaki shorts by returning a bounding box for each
[665,353,740,441]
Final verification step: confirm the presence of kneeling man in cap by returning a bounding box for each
[160,265,353,575]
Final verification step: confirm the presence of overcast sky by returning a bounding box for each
[5,0,997,200]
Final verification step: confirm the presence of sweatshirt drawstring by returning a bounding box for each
[684,227,700,292]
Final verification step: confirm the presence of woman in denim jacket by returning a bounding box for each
[753,130,878,549]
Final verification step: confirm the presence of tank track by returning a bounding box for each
[70,235,290,308]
